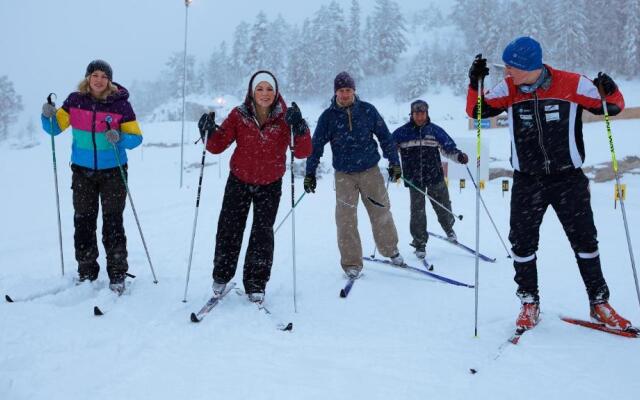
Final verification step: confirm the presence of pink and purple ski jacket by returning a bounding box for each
[41,83,142,169]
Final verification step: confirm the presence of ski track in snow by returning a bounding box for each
[1,96,639,400]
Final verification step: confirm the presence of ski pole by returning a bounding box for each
[289,104,298,313]
[474,55,483,338]
[105,116,158,284]
[597,83,640,310]
[370,177,391,258]
[274,192,306,234]
[46,93,65,277]
[464,165,511,258]
[401,176,463,220]
[182,134,208,302]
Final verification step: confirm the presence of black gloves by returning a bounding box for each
[303,174,317,193]
[457,152,469,164]
[388,165,402,182]
[285,102,308,136]
[593,72,617,96]
[468,54,489,88]
[198,112,217,142]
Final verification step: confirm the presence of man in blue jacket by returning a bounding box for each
[392,100,468,259]
[304,71,404,278]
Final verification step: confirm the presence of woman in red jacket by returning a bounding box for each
[202,70,311,303]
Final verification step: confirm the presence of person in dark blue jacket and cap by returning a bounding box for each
[304,71,404,278]
[392,100,468,259]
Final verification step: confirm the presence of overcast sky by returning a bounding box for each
[1,0,450,122]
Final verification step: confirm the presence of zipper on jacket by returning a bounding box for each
[533,93,551,174]
[419,125,423,185]
[91,104,98,170]
[346,107,353,132]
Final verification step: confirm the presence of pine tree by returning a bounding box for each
[287,19,317,97]
[206,41,235,94]
[621,0,640,77]
[309,5,338,91]
[345,0,364,81]
[231,21,251,81]
[0,75,23,141]
[163,51,197,98]
[267,14,290,79]
[245,12,270,72]
[369,0,408,74]
[555,1,590,71]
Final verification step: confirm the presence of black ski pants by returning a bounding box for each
[71,164,128,282]
[509,169,609,304]
[212,173,282,294]
[409,180,455,249]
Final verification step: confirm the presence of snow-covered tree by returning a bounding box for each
[231,21,251,81]
[345,0,364,81]
[205,41,235,94]
[245,12,270,72]
[0,76,23,141]
[266,14,291,79]
[287,19,317,97]
[368,0,407,74]
[163,51,198,98]
[621,0,640,77]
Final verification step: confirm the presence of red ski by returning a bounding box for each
[560,316,640,338]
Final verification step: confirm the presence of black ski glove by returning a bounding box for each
[468,54,489,88]
[593,72,617,96]
[198,112,217,142]
[457,152,469,164]
[388,165,402,183]
[303,174,316,193]
[285,102,308,136]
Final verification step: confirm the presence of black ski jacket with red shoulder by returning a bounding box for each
[466,65,624,175]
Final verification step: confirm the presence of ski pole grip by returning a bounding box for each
[105,115,113,129]
[47,92,57,106]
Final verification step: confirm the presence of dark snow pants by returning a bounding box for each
[509,169,609,304]
[71,164,128,282]
[409,180,455,249]
[212,173,282,294]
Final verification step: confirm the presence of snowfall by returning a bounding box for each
[1,86,639,400]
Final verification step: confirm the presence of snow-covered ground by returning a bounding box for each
[1,93,639,400]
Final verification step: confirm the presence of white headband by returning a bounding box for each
[251,72,276,94]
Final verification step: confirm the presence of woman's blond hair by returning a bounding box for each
[77,77,119,100]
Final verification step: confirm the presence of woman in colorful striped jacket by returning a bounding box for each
[41,59,142,293]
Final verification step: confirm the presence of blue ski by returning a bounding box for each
[362,256,474,288]
[427,231,496,263]
[340,278,357,298]
[190,282,236,322]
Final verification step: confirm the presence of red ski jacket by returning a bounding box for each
[466,65,624,175]
[207,95,312,185]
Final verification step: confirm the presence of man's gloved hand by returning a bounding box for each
[105,129,120,144]
[42,102,57,118]
[388,164,402,183]
[198,111,217,142]
[457,152,469,164]
[468,54,489,88]
[593,72,617,96]
[285,102,308,136]
[303,174,317,193]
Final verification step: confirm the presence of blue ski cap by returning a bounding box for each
[502,36,543,71]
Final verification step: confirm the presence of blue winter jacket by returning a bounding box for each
[392,119,461,187]
[306,96,399,175]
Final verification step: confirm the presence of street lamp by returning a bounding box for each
[180,0,193,188]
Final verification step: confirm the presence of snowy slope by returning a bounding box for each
[1,94,639,400]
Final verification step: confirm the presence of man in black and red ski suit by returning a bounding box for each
[466,36,635,332]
